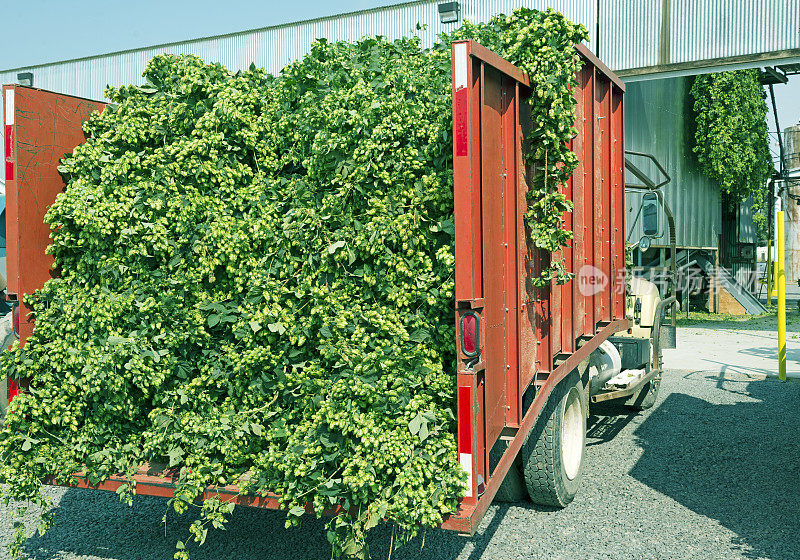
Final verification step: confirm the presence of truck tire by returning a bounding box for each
[522,371,587,508]
[625,374,660,410]
[493,457,526,503]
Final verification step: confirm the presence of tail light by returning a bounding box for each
[460,311,480,357]
[12,304,19,338]
[4,88,14,181]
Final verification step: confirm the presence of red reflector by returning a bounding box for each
[7,379,18,406]
[461,312,479,356]
[457,386,472,454]
[12,305,19,338]
[454,88,468,156]
[4,124,13,180]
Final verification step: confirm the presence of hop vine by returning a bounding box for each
[0,8,589,559]
[690,69,773,235]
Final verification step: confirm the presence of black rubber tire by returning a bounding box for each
[625,374,660,410]
[522,371,587,508]
[493,456,526,503]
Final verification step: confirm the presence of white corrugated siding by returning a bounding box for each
[600,0,800,71]
[671,0,800,64]
[599,0,662,69]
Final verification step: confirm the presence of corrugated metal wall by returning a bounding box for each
[624,76,721,248]
[599,0,800,71]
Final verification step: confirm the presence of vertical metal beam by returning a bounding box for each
[658,0,672,66]
[769,84,784,177]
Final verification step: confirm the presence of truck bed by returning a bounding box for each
[3,40,628,534]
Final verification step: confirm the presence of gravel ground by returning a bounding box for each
[1,368,797,560]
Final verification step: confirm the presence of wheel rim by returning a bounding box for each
[560,386,584,481]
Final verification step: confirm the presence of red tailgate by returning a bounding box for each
[3,85,106,344]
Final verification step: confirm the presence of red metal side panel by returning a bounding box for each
[611,89,626,313]
[535,252,551,374]
[3,86,18,296]
[480,64,507,452]
[454,55,483,303]
[550,256,562,360]
[561,140,574,354]
[582,69,596,335]
[592,72,604,324]
[453,40,483,508]
[572,69,587,341]
[502,79,520,427]
[4,86,105,344]
[517,99,537,396]
[596,77,612,323]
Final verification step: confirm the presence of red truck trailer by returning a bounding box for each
[2,41,668,536]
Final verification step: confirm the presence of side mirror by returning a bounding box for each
[642,192,661,238]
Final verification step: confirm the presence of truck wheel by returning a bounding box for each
[493,457,526,503]
[522,371,587,508]
[625,374,660,410]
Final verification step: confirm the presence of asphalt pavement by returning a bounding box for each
[1,365,797,560]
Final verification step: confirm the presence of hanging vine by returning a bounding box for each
[690,69,773,235]
[455,9,589,286]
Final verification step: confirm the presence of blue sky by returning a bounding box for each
[2,0,399,69]
[3,0,798,163]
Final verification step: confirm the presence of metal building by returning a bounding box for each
[2,0,798,285]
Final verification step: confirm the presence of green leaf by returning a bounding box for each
[365,505,382,530]
[249,320,262,333]
[167,446,184,467]
[418,422,429,442]
[327,240,346,254]
[288,505,306,517]
[409,329,430,343]
[408,412,423,435]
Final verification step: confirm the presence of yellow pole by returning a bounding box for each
[778,211,786,381]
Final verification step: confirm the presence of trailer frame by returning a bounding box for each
[3,39,629,537]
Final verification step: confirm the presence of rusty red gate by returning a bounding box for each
[3,85,106,343]
[445,40,628,532]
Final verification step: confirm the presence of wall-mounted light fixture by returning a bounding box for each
[16,72,33,87]
[438,1,460,24]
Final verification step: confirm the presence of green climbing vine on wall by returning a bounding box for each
[690,69,773,235]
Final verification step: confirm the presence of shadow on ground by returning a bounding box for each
[586,400,638,446]
[630,372,800,560]
[19,484,562,560]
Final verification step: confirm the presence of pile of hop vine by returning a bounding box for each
[0,8,586,559]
